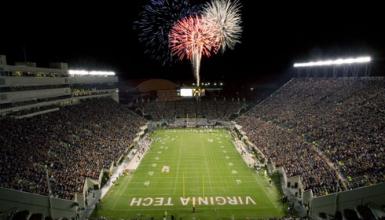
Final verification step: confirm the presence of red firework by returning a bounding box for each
[169,15,221,61]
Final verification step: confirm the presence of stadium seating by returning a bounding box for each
[237,116,342,195]
[237,77,385,195]
[0,98,146,199]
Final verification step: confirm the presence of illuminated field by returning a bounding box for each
[92,129,285,220]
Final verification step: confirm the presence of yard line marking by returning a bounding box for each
[173,133,183,195]
[201,134,214,195]
[182,172,185,197]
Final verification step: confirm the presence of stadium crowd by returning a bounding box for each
[238,77,385,194]
[237,116,341,195]
[0,98,146,199]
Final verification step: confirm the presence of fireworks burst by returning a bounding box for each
[169,16,221,86]
[203,0,242,52]
[134,0,199,65]
[135,0,243,86]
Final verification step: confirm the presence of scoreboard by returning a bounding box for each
[179,88,205,97]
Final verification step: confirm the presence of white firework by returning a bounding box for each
[203,0,242,53]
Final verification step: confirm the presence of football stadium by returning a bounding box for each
[1,1,385,220]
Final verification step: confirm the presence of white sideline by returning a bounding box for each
[101,137,151,199]
[233,140,257,168]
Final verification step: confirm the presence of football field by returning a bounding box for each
[92,129,285,220]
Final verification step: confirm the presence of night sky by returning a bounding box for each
[1,1,384,83]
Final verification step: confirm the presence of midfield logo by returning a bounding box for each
[129,196,256,207]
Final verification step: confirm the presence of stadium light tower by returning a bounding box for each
[293,56,371,68]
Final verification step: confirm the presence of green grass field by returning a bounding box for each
[92,129,285,220]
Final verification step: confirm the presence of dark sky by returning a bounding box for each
[0,1,384,83]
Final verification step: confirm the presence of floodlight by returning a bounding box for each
[293,56,371,68]
[69,69,116,76]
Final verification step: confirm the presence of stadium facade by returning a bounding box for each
[0,55,119,117]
